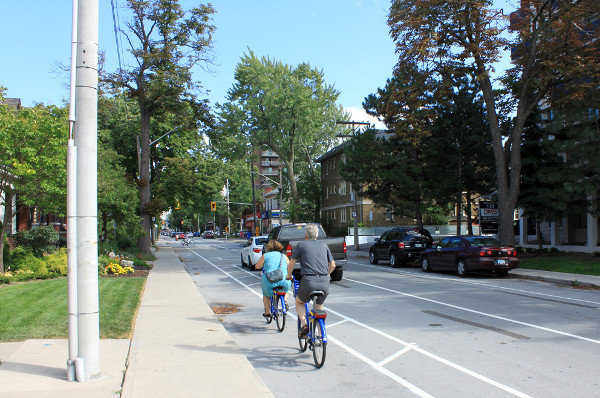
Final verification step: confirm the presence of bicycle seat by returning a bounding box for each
[273,287,287,295]
[309,290,324,299]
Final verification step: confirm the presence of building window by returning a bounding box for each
[332,210,337,220]
[340,181,346,195]
[340,208,347,223]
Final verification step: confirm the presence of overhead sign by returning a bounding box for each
[479,202,499,233]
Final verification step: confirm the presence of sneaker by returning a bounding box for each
[263,312,271,318]
[298,325,309,338]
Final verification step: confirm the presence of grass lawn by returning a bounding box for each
[0,276,146,342]
[519,254,600,276]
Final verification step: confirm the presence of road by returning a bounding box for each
[170,238,600,398]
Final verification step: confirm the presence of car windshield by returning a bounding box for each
[255,237,267,245]
[467,237,502,247]
[278,225,327,240]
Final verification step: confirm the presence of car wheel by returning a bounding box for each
[421,256,432,272]
[495,269,509,277]
[330,268,343,281]
[241,254,246,267]
[456,259,468,277]
[369,250,379,265]
[390,251,399,268]
[248,256,256,271]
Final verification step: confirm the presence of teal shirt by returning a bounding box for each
[261,251,291,297]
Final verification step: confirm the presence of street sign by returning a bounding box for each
[479,202,499,233]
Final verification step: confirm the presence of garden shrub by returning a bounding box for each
[11,251,48,275]
[44,248,67,275]
[15,226,60,257]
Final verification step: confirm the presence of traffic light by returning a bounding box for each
[175,201,179,210]
[210,201,216,211]
[224,227,228,234]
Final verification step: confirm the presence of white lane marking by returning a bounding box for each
[348,260,600,306]
[345,277,600,345]
[190,251,532,398]
[377,344,416,367]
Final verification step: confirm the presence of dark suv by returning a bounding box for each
[369,227,434,267]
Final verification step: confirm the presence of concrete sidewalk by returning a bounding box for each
[0,242,273,398]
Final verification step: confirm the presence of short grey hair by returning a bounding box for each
[305,224,319,240]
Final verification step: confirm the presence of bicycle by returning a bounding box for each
[264,286,287,332]
[181,237,196,247]
[293,277,327,368]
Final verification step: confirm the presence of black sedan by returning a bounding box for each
[420,236,519,277]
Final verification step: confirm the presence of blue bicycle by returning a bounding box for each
[293,277,327,368]
[265,286,287,332]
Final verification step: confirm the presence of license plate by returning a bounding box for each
[415,243,423,248]
[496,259,507,265]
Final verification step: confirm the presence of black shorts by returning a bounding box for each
[297,275,329,305]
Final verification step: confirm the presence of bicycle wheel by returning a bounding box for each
[188,239,196,246]
[312,319,327,368]
[298,318,308,352]
[181,240,186,246]
[274,295,286,332]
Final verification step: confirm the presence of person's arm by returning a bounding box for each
[328,260,336,275]
[287,258,295,279]
[255,255,265,270]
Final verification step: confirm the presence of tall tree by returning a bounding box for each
[103,0,215,254]
[0,94,67,273]
[213,51,347,221]
[387,0,600,244]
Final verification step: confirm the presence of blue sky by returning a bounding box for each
[1,0,514,127]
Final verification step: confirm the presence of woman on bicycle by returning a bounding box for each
[255,240,292,318]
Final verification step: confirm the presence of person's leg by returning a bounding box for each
[296,296,307,327]
[262,296,271,314]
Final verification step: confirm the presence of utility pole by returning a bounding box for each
[75,0,100,380]
[226,179,230,240]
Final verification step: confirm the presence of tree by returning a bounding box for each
[213,51,348,221]
[425,77,496,234]
[0,93,67,273]
[103,0,215,254]
[387,0,600,244]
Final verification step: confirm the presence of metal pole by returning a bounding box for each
[353,189,360,250]
[250,162,256,235]
[75,0,100,381]
[279,170,283,226]
[226,179,230,240]
[66,0,79,382]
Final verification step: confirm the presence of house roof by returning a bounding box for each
[1,98,22,109]
[316,141,350,163]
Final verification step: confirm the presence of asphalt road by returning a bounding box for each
[171,238,600,398]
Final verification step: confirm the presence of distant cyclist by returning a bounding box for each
[286,224,336,338]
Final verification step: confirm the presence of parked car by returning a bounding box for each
[175,232,185,240]
[419,236,519,277]
[193,231,201,237]
[203,231,215,239]
[240,236,269,270]
[369,227,434,267]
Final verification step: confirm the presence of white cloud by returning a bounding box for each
[346,107,387,130]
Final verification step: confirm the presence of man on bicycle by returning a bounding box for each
[286,224,336,338]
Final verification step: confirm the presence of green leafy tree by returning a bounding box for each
[102,0,216,254]
[0,92,67,273]
[213,51,348,221]
[387,0,600,244]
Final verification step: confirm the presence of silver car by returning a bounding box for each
[240,236,268,271]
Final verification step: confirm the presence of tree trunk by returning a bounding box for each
[0,191,15,274]
[466,192,473,236]
[137,104,152,255]
[536,221,543,250]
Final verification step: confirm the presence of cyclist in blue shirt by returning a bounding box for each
[255,240,292,318]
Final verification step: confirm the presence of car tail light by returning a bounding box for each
[479,250,493,257]
[505,249,517,256]
[286,244,292,257]
[343,240,347,254]
[398,242,405,249]
[253,248,262,253]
